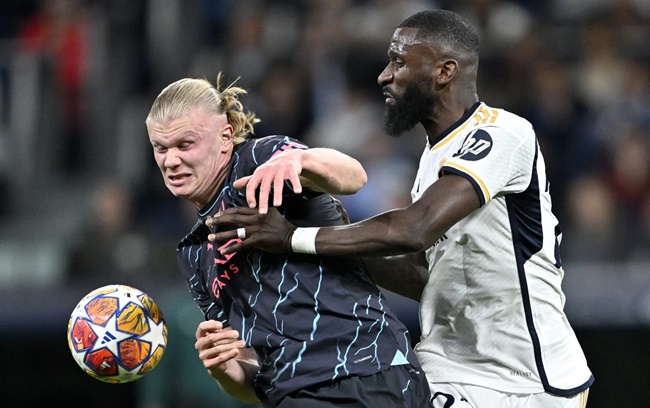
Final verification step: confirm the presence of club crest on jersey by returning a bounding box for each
[454,129,492,161]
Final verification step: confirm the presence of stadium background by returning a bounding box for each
[0,0,649,406]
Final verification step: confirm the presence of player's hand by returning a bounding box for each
[205,207,296,255]
[195,320,246,377]
[234,150,304,215]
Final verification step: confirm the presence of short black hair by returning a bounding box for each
[398,10,479,59]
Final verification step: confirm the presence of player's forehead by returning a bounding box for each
[388,27,425,55]
[149,107,225,141]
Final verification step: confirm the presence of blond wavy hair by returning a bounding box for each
[146,73,260,144]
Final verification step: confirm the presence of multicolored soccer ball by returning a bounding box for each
[67,284,168,383]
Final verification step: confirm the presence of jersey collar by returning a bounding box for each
[427,102,482,149]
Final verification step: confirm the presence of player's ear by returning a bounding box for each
[437,59,458,85]
[220,124,234,152]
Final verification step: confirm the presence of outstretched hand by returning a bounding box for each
[206,207,297,255]
[233,149,304,214]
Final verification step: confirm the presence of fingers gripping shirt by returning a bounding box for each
[412,103,593,396]
[176,136,420,405]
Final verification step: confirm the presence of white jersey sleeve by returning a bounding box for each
[441,108,536,205]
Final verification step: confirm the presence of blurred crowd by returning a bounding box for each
[1,0,649,406]
[0,0,648,299]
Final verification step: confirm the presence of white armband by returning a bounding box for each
[290,227,320,254]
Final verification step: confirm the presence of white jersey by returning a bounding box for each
[413,102,593,396]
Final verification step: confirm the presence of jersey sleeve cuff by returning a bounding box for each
[440,165,489,206]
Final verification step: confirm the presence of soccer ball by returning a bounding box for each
[67,284,168,383]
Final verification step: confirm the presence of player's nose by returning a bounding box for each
[163,148,182,168]
[378,66,393,85]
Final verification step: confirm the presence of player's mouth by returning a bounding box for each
[167,173,191,186]
[383,91,395,104]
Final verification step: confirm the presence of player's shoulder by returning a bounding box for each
[483,104,533,130]
[244,135,307,149]
[478,103,535,140]
[234,135,306,159]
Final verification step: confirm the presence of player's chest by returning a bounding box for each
[412,141,462,200]
[198,242,252,300]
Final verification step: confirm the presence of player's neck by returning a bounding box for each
[425,97,479,145]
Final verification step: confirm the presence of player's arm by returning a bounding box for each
[335,197,428,300]
[208,173,480,257]
[296,147,368,194]
[362,252,429,301]
[235,147,367,214]
[307,174,479,255]
[195,320,260,403]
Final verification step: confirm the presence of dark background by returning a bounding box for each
[1,0,650,407]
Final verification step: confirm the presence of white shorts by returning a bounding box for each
[429,383,589,408]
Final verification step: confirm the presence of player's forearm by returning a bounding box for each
[294,174,480,257]
[310,208,433,256]
[299,148,367,194]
